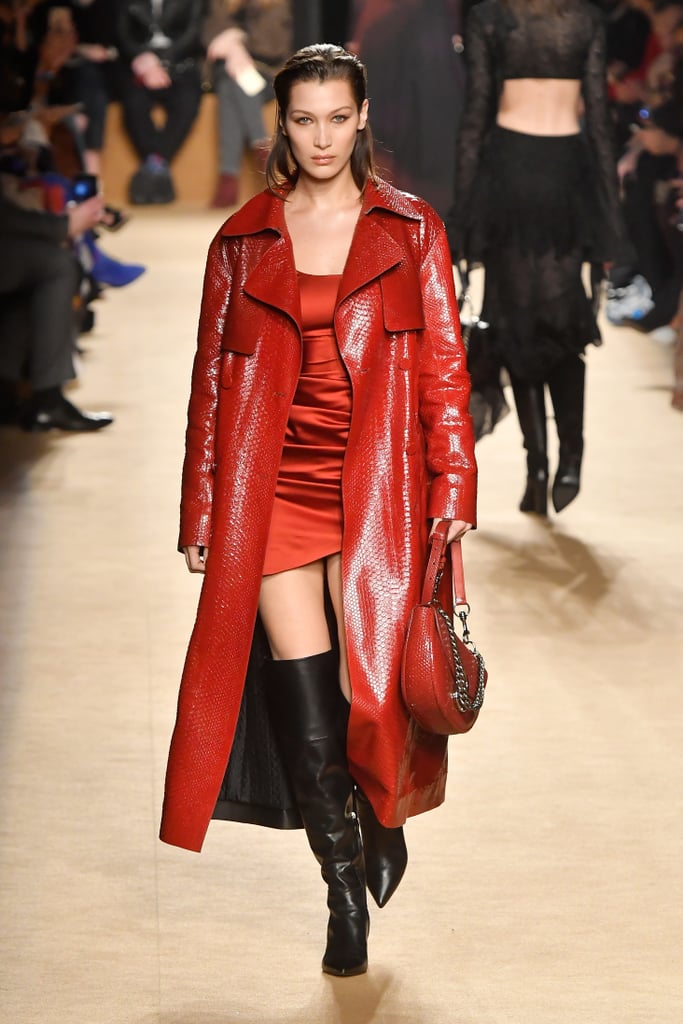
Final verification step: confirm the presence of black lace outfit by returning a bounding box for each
[448,0,630,384]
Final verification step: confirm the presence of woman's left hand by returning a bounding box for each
[431,518,472,544]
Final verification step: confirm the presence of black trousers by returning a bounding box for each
[119,65,202,163]
[0,237,77,390]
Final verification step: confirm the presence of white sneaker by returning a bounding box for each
[605,275,655,324]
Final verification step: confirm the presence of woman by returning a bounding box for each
[203,0,293,209]
[448,0,631,515]
[159,44,477,977]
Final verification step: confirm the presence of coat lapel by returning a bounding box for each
[338,181,421,306]
[219,181,422,328]
[221,191,301,329]
[243,235,302,330]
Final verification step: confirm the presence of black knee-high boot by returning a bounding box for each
[354,787,408,908]
[332,691,408,908]
[510,376,548,515]
[547,355,585,513]
[266,651,369,977]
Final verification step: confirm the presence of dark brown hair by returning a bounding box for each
[265,43,377,194]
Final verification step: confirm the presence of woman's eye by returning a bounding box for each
[332,115,349,123]
[294,116,312,125]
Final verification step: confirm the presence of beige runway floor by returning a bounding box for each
[1,210,682,1024]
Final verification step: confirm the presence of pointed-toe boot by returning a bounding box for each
[266,651,369,976]
[354,787,408,908]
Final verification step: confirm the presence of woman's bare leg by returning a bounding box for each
[259,555,351,699]
[259,559,331,660]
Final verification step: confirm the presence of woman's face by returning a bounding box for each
[283,78,368,183]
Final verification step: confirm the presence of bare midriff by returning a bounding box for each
[496,78,583,136]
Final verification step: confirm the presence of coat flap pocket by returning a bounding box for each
[380,265,425,332]
[221,292,266,355]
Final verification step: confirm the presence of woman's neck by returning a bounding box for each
[289,169,362,211]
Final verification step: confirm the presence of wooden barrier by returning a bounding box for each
[100,94,276,208]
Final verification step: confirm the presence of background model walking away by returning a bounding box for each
[448,0,632,515]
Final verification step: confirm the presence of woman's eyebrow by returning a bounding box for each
[289,106,354,116]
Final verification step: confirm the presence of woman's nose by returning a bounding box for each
[315,125,331,148]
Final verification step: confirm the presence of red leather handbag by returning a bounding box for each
[401,523,487,735]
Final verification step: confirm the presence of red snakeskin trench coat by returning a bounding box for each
[160,179,477,853]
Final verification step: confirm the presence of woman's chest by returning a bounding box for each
[285,207,362,276]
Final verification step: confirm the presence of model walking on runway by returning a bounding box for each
[448,0,631,514]
[160,43,477,976]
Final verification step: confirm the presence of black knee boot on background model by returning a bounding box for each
[266,651,369,977]
[548,355,585,513]
[511,377,548,515]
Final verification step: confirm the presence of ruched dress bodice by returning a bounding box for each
[262,272,351,575]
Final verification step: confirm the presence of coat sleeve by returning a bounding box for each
[445,4,496,262]
[417,207,478,526]
[178,230,234,551]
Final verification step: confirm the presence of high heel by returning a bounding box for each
[519,469,548,515]
[548,356,585,514]
[511,376,548,517]
[266,651,369,977]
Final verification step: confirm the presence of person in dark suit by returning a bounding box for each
[117,0,206,203]
[0,175,113,432]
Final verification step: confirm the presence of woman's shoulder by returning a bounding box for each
[368,178,441,225]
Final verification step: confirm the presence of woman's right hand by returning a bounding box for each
[183,545,209,573]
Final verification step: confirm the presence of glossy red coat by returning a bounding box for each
[160,180,477,852]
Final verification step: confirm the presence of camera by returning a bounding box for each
[71,173,98,202]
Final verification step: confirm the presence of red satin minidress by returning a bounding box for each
[262,272,351,576]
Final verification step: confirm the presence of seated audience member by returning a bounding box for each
[70,0,123,177]
[203,0,292,208]
[605,0,657,150]
[637,102,683,392]
[0,156,113,432]
[0,2,145,292]
[117,0,206,204]
[607,0,683,332]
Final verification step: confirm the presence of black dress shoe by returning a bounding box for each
[128,167,154,205]
[23,396,113,432]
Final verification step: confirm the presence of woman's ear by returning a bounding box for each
[358,98,369,131]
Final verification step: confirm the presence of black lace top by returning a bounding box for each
[450,0,630,263]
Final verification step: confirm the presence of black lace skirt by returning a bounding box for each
[467,127,603,383]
